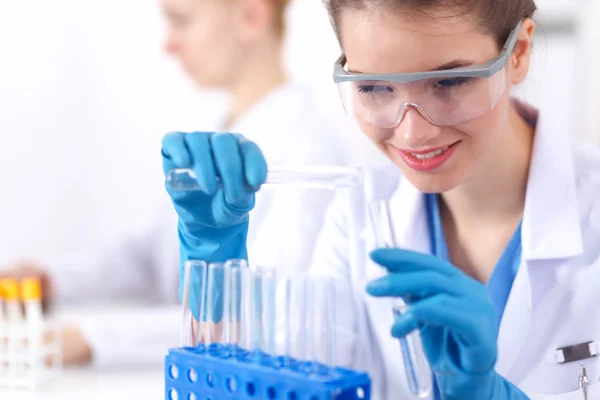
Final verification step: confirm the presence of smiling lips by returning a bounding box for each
[395,141,460,171]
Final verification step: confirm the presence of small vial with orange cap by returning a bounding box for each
[0,279,22,324]
[0,283,6,383]
[20,277,43,327]
[0,283,4,324]
[0,278,23,387]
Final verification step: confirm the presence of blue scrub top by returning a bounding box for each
[424,193,522,399]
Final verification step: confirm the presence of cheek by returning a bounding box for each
[185,23,234,70]
[356,120,391,152]
[459,95,511,154]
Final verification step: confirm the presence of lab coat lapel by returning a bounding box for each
[496,102,583,379]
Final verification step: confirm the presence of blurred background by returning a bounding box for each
[0,0,598,267]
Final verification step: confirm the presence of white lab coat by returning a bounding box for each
[310,102,600,399]
[51,82,354,367]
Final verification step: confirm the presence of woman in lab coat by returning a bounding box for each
[1,0,353,367]
[161,0,600,398]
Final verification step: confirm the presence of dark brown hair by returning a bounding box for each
[325,0,537,48]
[273,0,291,36]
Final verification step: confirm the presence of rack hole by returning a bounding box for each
[169,389,179,400]
[206,371,217,388]
[267,387,277,399]
[169,365,179,379]
[246,382,256,397]
[226,376,239,392]
[357,387,365,399]
[288,391,298,400]
[188,368,198,383]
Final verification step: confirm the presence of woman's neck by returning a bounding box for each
[441,103,535,226]
[224,37,288,130]
[439,102,536,282]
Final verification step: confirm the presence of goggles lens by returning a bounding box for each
[337,67,507,128]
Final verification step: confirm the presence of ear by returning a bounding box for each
[232,0,273,43]
[510,18,535,85]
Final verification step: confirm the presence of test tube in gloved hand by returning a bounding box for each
[369,200,432,398]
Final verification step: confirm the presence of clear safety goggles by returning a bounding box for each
[333,21,522,128]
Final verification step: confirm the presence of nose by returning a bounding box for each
[394,107,442,148]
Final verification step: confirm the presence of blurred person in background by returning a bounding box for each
[1,0,351,368]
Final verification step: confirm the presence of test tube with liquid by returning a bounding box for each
[166,166,362,191]
[368,200,432,398]
[205,262,227,345]
[180,260,208,347]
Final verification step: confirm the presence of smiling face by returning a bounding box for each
[338,9,518,193]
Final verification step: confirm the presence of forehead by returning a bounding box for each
[339,9,498,74]
[161,0,221,12]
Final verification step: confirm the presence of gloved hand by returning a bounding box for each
[161,131,267,319]
[366,249,530,400]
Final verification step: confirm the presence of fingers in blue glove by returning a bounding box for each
[390,294,494,343]
[370,248,460,277]
[162,131,268,198]
[238,137,268,190]
[367,249,486,301]
[211,133,250,207]
[366,269,478,299]
[162,131,191,170]
[162,131,218,195]
[212,133,265,208]
[185,133,218,195]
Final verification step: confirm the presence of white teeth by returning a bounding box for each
[411,146,450,159]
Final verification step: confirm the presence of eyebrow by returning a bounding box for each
[347,59,475,74]
[431,59,474,71]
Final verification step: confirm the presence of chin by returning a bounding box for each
[192,76,217,89]
[410,176,460,193]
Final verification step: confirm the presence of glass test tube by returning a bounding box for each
[166,167,361,191]
[241,265,276,355]
[368,200,432,398]
[223,259,246,349]
[180,261,208,347]
[205,262,227,345]
[279,271,309,362]
[307,276,336,368]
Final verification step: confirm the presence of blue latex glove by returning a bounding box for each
[366,249,530,400]
[161,131,267,319]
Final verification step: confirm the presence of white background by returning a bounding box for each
[0,0,597,268]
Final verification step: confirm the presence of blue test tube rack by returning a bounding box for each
[165,343,371,400]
